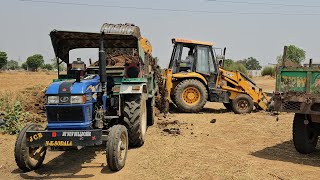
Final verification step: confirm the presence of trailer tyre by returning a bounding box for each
[174,79,207,113]
[232,94,254,114]
[147,97,155,126]
[293,113,318,154]
[14,124,47,172]
[124,95,147,147]
[106,125,128,171]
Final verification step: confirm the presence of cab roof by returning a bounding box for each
[172,38,214,46]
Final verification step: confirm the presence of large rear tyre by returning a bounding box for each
[106,125,128,171]
[231,94,254,114]
[293,113,318,154]
[14,124,47,172]
[124,95,147,147]
[174,79,207,113]
[147,97,155,126]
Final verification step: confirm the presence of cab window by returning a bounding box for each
[196,46,210,75]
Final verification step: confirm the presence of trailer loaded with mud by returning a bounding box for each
[274,46,320,154]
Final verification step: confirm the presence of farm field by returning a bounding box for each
[1,72,320,180]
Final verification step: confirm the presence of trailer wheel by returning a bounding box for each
[106,125,128,171]
[293,113,318,154]
[124,95,147,147]
[231,94,254,114]
[174,79,207,113]
[147,97,155,126]
[14,124,47,172]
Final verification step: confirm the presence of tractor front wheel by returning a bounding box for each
[106,125,128,171]
[174,79,207,113]
[231,94,254,114]
[14,124,47,172]
[124,95,147,147]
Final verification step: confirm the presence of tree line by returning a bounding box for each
[0,51,65,71]
[222,45,306,77]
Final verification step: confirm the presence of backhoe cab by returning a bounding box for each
[163,38,271,114]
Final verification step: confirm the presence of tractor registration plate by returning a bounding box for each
[26,130,102,147]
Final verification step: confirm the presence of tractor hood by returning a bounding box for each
[46,75,100,95]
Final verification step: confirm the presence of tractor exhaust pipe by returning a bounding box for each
[99,35,107,91]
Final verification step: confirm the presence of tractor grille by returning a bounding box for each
[282,101,301,111]
[47,106,83,122]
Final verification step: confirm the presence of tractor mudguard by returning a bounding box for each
[120,83,147,95]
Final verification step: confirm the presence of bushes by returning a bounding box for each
[224,60,248,74]
[0,93,29,134]
[0,86,46,135]
[261,66,276,77]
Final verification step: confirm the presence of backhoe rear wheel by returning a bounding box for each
[124,95,147,147]
[293,113,318,154]
[174,79,207,113]
[231,94,254,114]
[14,124,47,172]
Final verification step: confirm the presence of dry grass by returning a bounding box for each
[0,71,56,93]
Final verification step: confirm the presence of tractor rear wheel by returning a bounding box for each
[124,95,147,147]
[293,113,318,154]
[174,79,207,113]
[14,124,47,172]
[231,94,254,114]
[106,125,128,171]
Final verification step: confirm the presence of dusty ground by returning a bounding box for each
[1,73,320,179]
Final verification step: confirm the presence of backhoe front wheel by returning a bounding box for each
[293,113,318,154]
[231,94,254,114]
[14,124,47,172]
[124,95,147,147]
[106,125,128,171]
[174,79,207,113]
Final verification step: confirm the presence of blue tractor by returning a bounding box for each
[14,23,159,171]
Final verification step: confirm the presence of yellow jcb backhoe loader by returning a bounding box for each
[162,38,271,114]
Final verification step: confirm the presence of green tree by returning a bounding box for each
[42,64,53,70]
[277,45,306,64]
[0,51,8,70]
[7,60,19,70]
[238,57,262,70]
[223,59,235,71]
[222,59,247,74]
[26,54,44,71]
[21,62,28,70]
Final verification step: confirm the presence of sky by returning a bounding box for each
[1,0,320,68]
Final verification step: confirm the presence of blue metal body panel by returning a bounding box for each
[46,103,93,130]
[45,76,101,130]
[46,76,100,95]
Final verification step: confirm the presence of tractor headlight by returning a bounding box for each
[71,95,86,104]
[47,96,59,104]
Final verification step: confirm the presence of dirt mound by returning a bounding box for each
[20,86,47,122]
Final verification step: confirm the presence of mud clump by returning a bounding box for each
[157,120,186,136]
